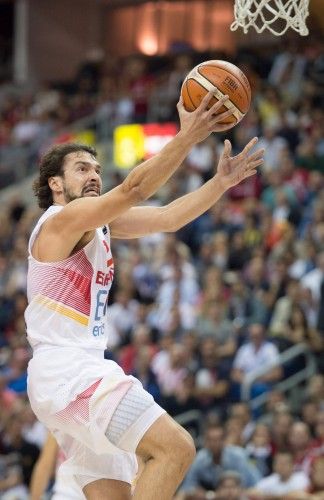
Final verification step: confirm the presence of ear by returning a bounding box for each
[48,176,63,194]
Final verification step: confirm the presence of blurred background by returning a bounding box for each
[0,0,323,499]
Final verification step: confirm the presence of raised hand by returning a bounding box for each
[177,91,236,144]
[215,137,264,191]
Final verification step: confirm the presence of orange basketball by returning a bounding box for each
[181,60,251,129]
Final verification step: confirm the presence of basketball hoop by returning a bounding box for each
[230,0,310,36]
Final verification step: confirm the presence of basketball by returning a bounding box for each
[181,60,251,129]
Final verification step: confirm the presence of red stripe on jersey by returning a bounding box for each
[29,250,93,316]
[60,268,91,305]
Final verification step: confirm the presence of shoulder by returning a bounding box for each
[29,206,62,246]
[33,206,62,229]
[32,205,65,236]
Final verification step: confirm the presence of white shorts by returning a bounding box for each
[27,347,165,488]
[52,464,86,499]
[53,441,138,493]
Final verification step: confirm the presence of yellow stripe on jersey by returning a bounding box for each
[35,295,89,326]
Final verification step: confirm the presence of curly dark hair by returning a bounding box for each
[33,143,97,209]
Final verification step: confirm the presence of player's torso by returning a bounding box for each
[25,206,114,350]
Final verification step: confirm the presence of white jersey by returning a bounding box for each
[25,205,114,350]
[26,205,119,414]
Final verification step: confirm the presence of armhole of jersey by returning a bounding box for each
[29,207,109,264]
[29,206,63,256]
[29,215,56,257]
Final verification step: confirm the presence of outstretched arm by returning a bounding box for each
[120,93,234,203]
[110,137,264,238]
[51,93,233,234]
[38,93,234,261]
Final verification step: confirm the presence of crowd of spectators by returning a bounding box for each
[0,34,324,499]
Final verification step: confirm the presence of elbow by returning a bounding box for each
[120,180,146,204]
[121,169,159,203]
[160,208,181,233]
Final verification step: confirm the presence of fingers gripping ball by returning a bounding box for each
[181,60,251,129]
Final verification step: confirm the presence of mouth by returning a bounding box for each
[83,186,100,196]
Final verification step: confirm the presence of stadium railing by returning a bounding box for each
[241,343,317,412]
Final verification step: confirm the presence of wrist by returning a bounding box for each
[176,129,197,149]
[212,174,228,195]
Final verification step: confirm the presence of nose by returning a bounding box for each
[89,168,100,182]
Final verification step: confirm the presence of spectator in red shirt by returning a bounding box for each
[289,422,316,473]
[118,323,157,375]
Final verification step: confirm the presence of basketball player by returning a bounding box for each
[25,92,264,500]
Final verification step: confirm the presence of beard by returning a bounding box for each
[63,184,101,203]
[63,185,81,203]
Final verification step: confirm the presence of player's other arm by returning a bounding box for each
[30,434,58,500]
[52,93,233,235]
[110,137,264,239]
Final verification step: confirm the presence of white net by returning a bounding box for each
[230,0,310,36]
